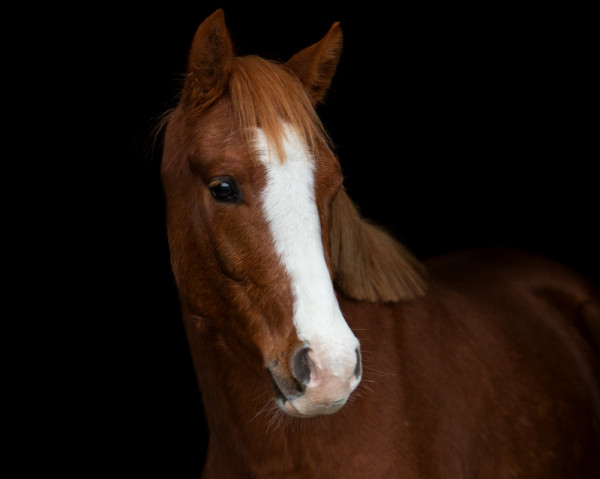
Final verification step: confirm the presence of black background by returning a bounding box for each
[38,2,597,476]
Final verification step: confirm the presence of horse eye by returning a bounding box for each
[209,177,242,203]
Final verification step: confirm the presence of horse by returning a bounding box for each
[160,9,600,478]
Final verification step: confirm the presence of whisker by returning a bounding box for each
[249,398,274,423]
[362,366,396,376]
[265,406,282,434]
[359,383,375,394]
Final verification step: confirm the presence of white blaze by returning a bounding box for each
[255,126,359,378]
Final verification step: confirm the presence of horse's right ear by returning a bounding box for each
[183,9,234,108]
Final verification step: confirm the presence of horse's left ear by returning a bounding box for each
[285,22,343,105]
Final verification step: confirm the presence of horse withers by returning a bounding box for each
[160,9,600,478]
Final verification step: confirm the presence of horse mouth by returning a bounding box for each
[280,396,347,418]
[267,367,352,418]
[266,368,312,417]
[280,398,304,417]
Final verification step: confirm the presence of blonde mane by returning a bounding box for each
[228,55,331,161]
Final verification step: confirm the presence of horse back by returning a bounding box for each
[407,248,600,477]
[426,248,600,357]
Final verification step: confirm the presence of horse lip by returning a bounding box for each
[283,399,304,417]
[284,397,347,418]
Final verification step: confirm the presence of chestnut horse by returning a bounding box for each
[161,10,600,478]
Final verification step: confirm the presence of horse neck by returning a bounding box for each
[181,299,418,475]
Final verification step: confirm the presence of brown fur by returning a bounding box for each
[161,10,600,478]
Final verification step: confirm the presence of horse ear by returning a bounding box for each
[329,188,428,302]
[184,9,234,107]
[285,22,343,105]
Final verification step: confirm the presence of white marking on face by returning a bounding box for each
[255,126,359,380]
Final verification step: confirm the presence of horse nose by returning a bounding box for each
[282,344,361,417]
[290,345,362,389]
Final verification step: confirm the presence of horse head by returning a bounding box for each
[162,10,361,417]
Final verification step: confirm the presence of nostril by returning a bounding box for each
[290,347,311,388]
[354,347,362,379]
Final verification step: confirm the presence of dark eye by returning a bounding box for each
[209,176,242,203]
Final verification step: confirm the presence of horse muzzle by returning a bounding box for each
[268,344,362,417]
